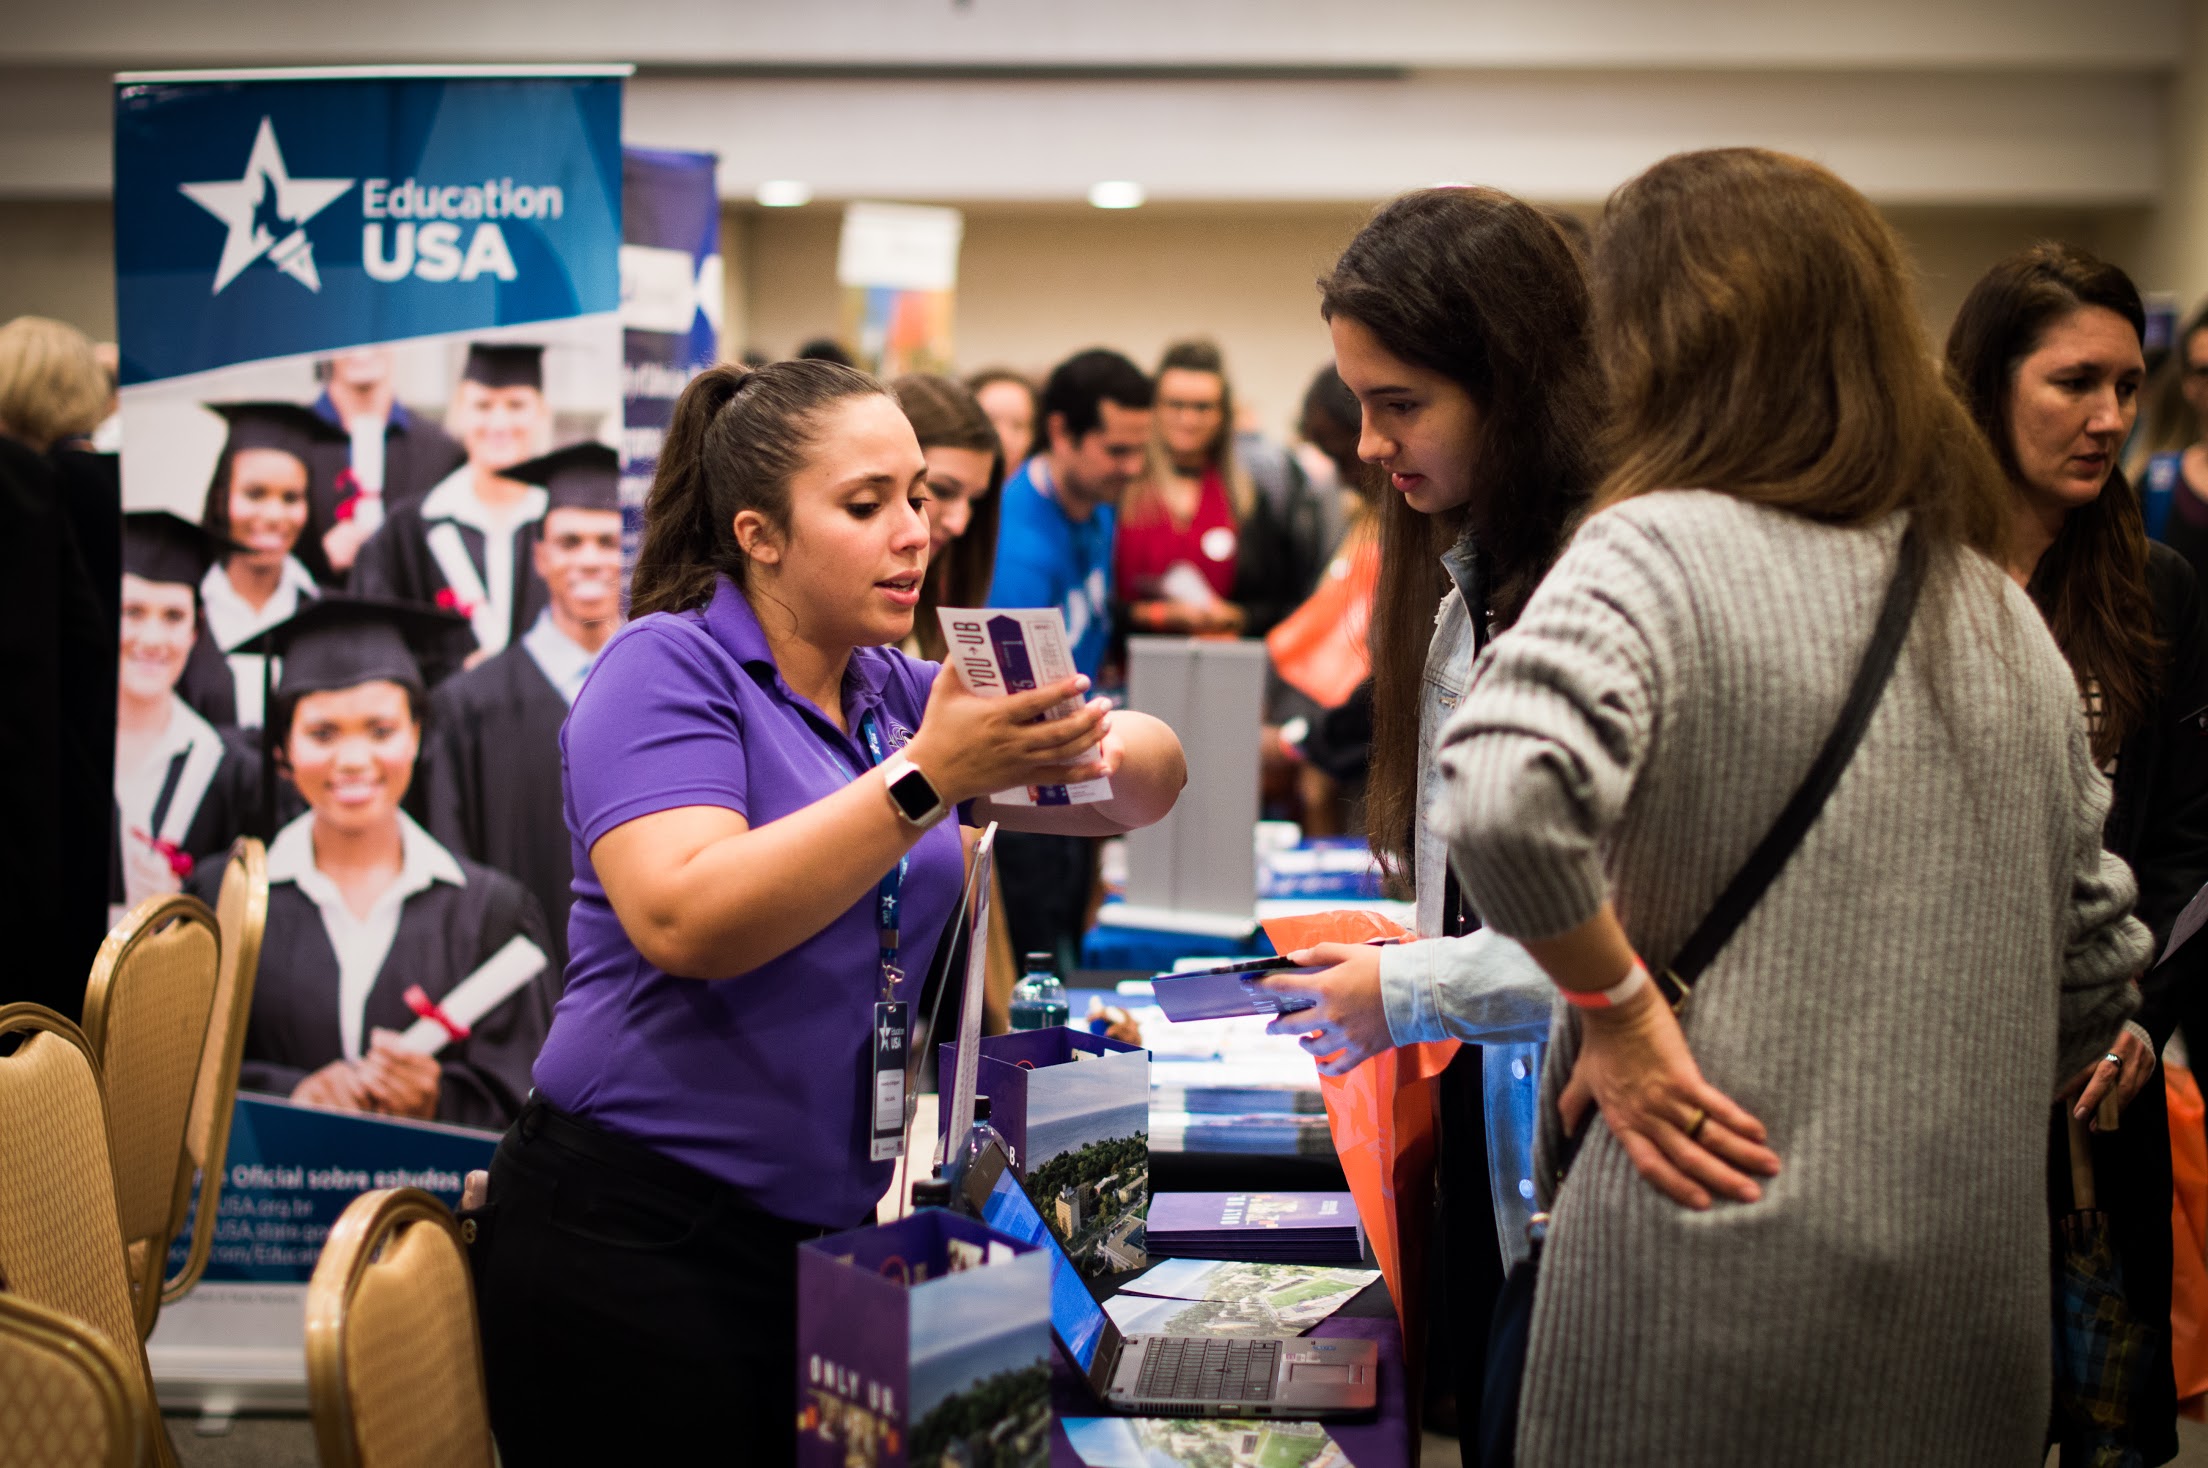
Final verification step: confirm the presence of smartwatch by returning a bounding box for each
[879,753,948,829]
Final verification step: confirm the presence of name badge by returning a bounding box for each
[870,1000,909,1162]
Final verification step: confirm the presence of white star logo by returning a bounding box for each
[179,117,354,295]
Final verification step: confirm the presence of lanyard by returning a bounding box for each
[855,709,907,1002]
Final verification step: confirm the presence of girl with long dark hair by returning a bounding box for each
[1948,242,2208,1468]
[892,372,1004,662]
[1252,186,1604,1444]
[470,359,1184,1464]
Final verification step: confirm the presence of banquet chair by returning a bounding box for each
[0,1290,146,1468]
[305,1188,497,1468]
[0,1004,175,1468]
[80,893,224,1340]
[161,839,266,1308]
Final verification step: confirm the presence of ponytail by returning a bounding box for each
[630,357,886,618]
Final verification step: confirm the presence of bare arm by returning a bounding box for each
[594,668,1112,979]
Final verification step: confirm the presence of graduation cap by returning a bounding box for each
[208,401,349,462]
[123,510,241,590]
[239,596,472,835]
[461,343,544,391]
[234,595,473,704]
[503,442,619,514]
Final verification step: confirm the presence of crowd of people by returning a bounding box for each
[7,139,2208,1462]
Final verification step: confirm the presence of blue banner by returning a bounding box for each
[167,1095,496,1285]
[620,145,722,578]
[114,69,625,387]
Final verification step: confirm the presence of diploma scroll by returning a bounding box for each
[394,935,547,1056]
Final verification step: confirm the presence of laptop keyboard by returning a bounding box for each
[1134,1337,1280,1401]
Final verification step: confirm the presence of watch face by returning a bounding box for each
[889,766,940,822]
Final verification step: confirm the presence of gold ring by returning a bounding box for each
[1683,1107,1709,1141]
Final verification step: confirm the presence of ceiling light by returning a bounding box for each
[755,180,813,208]
[1087,181,1145,210]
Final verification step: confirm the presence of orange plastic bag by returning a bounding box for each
[1262,911,1448,1355]
[2169,1063,2208,1410]
[1265,532,1379,710]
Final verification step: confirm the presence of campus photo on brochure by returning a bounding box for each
[1060,1416,1352,1468]
[1017,1047,1152,1277]
[906,1262,1053,1468]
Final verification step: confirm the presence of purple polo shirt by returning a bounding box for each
[532,576,963,1226]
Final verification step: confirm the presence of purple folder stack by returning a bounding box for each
[1145,1191,1366,1264]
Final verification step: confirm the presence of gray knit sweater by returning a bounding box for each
[1432,491,2148,1467]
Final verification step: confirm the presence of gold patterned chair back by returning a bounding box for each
[0,1290,145,1468]
[0,1004,171,1468]
[305,1189,496,1468]
[162,840,266,1308]
[80,894,223,1339]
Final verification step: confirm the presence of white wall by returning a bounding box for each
[5,0,2182,69]
[732,200,2156,432]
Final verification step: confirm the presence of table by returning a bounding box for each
[1046,1270,1412,1468]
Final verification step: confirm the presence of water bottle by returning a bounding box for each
[1009,951,1070,1031]
[941,1094,1013,1204]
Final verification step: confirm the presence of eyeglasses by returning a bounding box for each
[1157,398,1223,415]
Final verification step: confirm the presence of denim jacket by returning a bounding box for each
[1374,540,1553,1267]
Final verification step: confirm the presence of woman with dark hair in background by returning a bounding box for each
[1246,188,1603,1450]
[1948,242,2208,1468]
[892,373,1004,661]
[471,358,1184,1463]
[968,367,1038,471]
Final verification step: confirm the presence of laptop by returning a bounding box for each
[954,1135,1378,1417]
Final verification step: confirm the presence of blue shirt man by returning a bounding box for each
[986,349,1154,682]
[989,459,1116,679]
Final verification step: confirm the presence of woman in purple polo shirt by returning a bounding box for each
[471,358,1186,1464]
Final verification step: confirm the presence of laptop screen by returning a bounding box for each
[977,1162,1110,1370]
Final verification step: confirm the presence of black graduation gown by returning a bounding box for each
[423,644,575,973]
[0,436,110,1016]
[175,627,240,728]
[295,414,466,587]
[195,852,555,1131]
[109,722,260,906]
[348,495,547,665]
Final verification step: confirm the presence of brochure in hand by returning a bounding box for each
[1147,1192,1366,1264]
[937,606,1111,806]
[1149,958,1322,1023]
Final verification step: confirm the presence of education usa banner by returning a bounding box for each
[112,65,628,528]
[113,65,625,1411]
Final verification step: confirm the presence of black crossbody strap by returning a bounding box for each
[1653,525,1927,1006]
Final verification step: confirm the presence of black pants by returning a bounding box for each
[472,1102,844,1465]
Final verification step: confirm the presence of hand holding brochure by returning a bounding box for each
[936,607,1113,806]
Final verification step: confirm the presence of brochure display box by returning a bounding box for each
[939,1028,1150,1279]
[796,1208,1052,1468]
